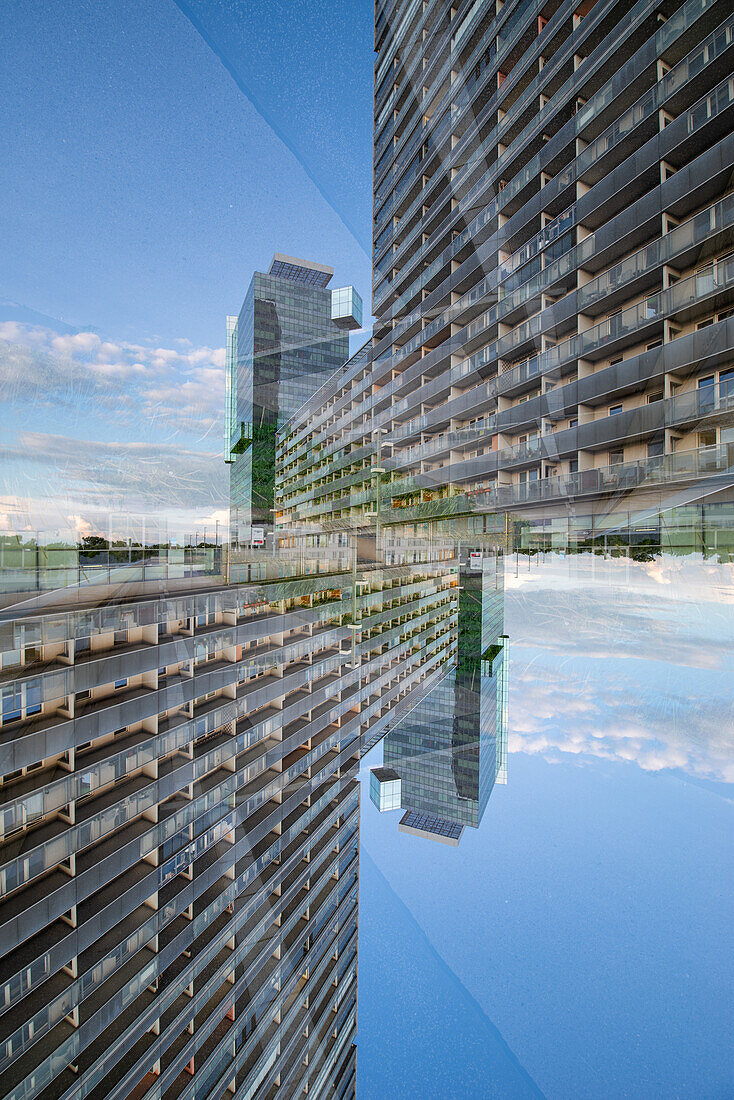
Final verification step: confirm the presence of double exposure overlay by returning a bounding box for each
[0,1,732,1099]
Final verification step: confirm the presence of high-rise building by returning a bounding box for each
[369,0,734,545]
[6,5,732,1099]
[226,255,362,543]
[380,556,509,845]
[0,540,362,1100]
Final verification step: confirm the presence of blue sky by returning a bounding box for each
[0,0,373,538]
[359,555,734,1098]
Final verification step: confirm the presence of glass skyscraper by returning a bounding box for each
[380,557,508,844]
[226,255,361,540]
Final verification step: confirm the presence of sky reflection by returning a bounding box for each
[358,553,733,1099]
[507,553,734,783]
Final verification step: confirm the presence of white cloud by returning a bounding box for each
[0,322,226,435]
[506,555,734,782]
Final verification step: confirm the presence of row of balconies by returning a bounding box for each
[284,302,733,523]
[375,21,730,320]
[285,135,733,475]
[2,784,359,1100]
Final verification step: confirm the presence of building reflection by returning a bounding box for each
[371,553,508,845]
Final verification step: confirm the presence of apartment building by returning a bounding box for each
[0,233,463,1100]
[0,544,364,1100]
[279,0,734,555]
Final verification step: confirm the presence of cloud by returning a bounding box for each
[505,556,734,783]
[0,431,227,541]
[0,321,226,436]
[0,318,230,539]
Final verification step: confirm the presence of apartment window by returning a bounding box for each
[647,439,664,458]
[609,450,624,465]
[699,430,716,447]
[647,340,663,350]
[569,458,579,474]
[114,678,128,689]
[2,687,22,723]
[26,681,41,715]
[569,418,578,427]
[697,318,714,329]
[609,404,623,416]
[609,356,623,366]
[698,375,715,411]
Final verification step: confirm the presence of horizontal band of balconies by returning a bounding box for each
[292,349,733,517]
[379,441,734,524]
[377,182,734,388]
[0,623,435,958]
[370,387,734,500]
[0,611,348,716]
[0,550,224,609]
[15,843,359,1100]
[311,255,734,484]
[0,652,325,778]
[2,765,358,1100]
[0,790,358,1093]
[0,572,350,665]
[375,20,732,315]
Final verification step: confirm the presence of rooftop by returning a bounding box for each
[398,811,464,846]
[268,253,333,287]
[371,767,401,783]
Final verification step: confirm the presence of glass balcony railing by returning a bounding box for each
[375,0,723,310]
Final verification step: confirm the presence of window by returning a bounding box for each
[647,439,664,458]
[609,404,623,416]
[569,458,579,473]
[2,686,22,723]
[698,430,716,447]
[609,450,624,465]
[698,375,715,411]
[25,681,41,716]
[114,678,128,689]
[569,418,578,427]
[646,340,663,350]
